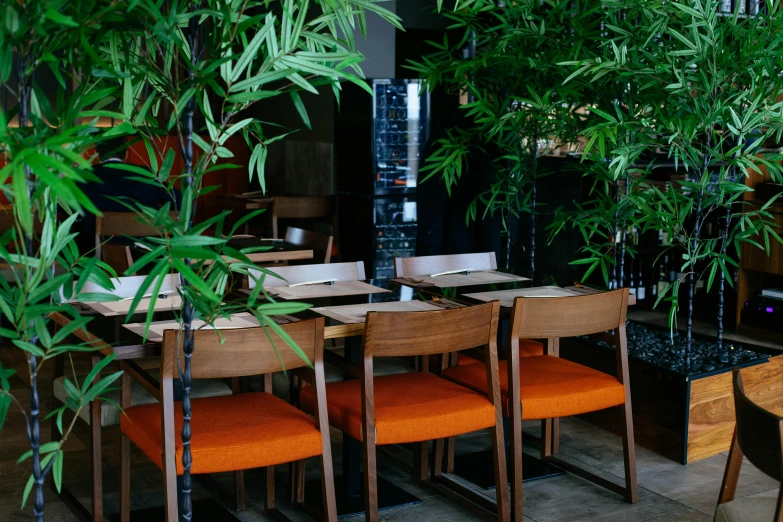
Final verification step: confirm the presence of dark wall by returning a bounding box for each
[516,157,585,280]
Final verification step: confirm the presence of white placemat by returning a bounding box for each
[123,313,261,342]
[84,294,183,317]
[311,300,442,324]
[269,281,390,300]
[464,285,587,307]
[394,270,529,288]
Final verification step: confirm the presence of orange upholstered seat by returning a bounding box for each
[456,338,543,365]
[299,371,495,445]
[121,392,324,475]
[442,355,625,419]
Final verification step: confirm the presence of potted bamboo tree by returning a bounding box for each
[559,0,783,372]
[0,2,137,519]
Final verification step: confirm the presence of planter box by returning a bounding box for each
[560,323,783,464]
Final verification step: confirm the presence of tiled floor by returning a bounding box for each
[0,340,780,521]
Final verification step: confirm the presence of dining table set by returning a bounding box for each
[49,248,638,522]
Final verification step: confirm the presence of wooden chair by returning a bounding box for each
[393,251,497,277]
[74,273,179,299]
[284,226,333,264]
[102,243,135,274]
[95,211,178,271]
[715,368,782,522]
[271,196,334,239]
[248,261,364,289]
[119,319,337,522]
[51,275,239,522]
[299,302,510,522]
[441,288,637,520]
[396,252,544,474]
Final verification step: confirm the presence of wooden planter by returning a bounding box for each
[560,336,783,464]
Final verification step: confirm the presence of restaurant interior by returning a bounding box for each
[0,1,782,521]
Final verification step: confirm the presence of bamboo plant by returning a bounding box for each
[100,1,401,519]
[556,0,783,371]
[408,0,601,275]
[0,1,138,519]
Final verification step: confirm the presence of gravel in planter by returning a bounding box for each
[581,321,770,376]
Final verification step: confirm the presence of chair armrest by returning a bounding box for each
[324,349,362,378]
[120,360,161,402]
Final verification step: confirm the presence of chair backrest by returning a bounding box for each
[511,288,629,339]
[274,196,334,219]
[97,211,176,238]
[285,226,333,264]
[394,252,497,277]
[0,210,45,235]
[102,243,135,275]
[364,301,500,358]
[68,273,179,301]
[248,261,365,289]
[161,318,324,379]
[733,369,783,482]
[95,210,179,261]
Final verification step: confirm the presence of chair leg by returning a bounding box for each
[295,461,306,503]
[89,358,104,522]
[620,404,638,503]
[552,418,560,455]
[319,454,338,522]
[490,420,511,522]
[120,434,131,522]
[160,404,178,522]
[234,470,246,511]
[265,466,275,511]
[363,439,379,522]
[431,439,444,478]
[540,419,552,459]
[161,454,178,522]
[509,418,523,521]
[718,428,743,505]
[445,436,455,472]
[412,441,428,484]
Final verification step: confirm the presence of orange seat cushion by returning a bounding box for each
[120,393,323,475]
[457,338,544,365]
[299,372,495,445]
[442,355,625,420]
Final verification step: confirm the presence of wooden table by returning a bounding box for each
[393,269,637,307]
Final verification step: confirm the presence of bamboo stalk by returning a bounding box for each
[178,5,201,520]
[17,51,45,522]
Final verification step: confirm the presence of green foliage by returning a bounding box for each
[1,0,400,517]
[95,0,400,341]
[552,0,783,343]
[409,0,603,270]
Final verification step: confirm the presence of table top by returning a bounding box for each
[394,270,638,307]
[264,278,443,339]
